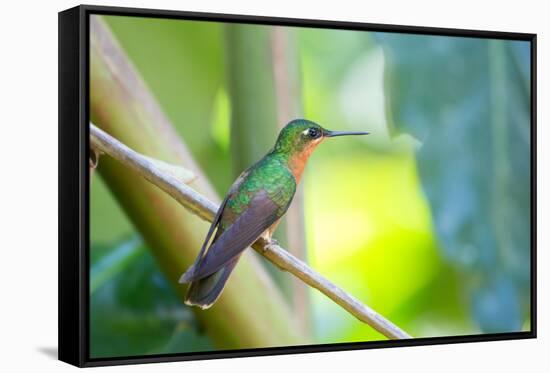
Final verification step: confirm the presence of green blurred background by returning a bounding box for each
[90,15,531,358]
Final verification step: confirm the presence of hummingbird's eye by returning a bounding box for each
[307,127,320,139]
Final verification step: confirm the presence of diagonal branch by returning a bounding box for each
[90,123,412,340]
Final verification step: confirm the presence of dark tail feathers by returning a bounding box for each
[183,256,240,309]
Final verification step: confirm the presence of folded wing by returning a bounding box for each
[181,188,291,282]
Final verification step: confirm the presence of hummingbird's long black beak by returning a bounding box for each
[323,130,370,137]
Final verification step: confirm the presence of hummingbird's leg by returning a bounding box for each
[261,219,282,252]
[260,231,272,253]
[260,231,279,253]
[262,219,281,253]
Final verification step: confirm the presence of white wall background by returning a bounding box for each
[0,0,546,371]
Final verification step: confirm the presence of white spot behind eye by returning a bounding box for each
[302,129,309,136]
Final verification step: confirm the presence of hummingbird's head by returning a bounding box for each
[273,119,369,156]
[273,119,369,181]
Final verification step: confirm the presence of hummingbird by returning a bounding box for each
[179,119,369,309]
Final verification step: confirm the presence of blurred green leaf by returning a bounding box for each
[90,176,135,243]
[377,34,531,332]
[90,239,213,358]
[90,236,143,294]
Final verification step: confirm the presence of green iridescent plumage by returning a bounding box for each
[225,156,296,218]
[180,119,369,309]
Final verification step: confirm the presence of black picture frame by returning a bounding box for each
[58,4,537,368]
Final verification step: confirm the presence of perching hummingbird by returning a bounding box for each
[179,119,369,309]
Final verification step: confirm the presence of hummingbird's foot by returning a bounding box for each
[262,239,279,253]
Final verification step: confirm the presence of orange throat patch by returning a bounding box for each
[287,138,324,183]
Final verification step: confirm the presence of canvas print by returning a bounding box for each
[88,13,532,359]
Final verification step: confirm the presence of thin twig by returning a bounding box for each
[90,123,412,340]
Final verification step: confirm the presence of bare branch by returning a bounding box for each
[90,123,412,340]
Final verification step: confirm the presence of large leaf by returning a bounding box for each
[376,34,531,333]
[90,238,213,358]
